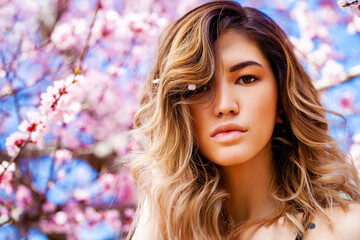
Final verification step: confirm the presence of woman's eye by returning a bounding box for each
[236,75,258,84]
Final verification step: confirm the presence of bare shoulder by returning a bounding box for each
[308,202,360,239]
[131,197,152,240]
[330,202,360,238]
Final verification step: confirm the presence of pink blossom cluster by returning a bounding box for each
[338,1,360,34]
[338,91,358,114]
[97,171,137,205]
[0,182,33,226]
[338,0,360,17]
[289,1,349,89]
[38,203,134,238]
[0,161,15,194]
[5,74,83,157]
[51,19,89,52]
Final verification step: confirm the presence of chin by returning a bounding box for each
[207,154,251,167]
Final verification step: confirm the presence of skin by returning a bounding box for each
[189,30,360,239]
[190,30,280,225]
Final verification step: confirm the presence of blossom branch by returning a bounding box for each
[78,0,102,69]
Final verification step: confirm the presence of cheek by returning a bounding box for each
[190,107,205,137]
[249,85,278,126]
[189,106,210,148]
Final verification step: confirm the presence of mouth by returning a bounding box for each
[211,123,247,142]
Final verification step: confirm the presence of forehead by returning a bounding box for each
[214,30,270,72]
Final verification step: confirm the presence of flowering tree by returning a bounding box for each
[0,0,359,239]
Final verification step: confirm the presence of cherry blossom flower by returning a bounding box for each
[50,18,89,51]
[5,132,29,157]
[40,76,83,124]
[338,0,360,17]
[54,149,73,165]
[42,200,57,213]
[15,185,33,210]
[339,91,355,113]
[116,171,136,205]
[73,188,90,202]
[54,211,68,225]
[0,206,10,224]
[317,59,347,88]
[85,207,103,226]
[0,161,15,194]
[18,112,49,148]
[347,14,360,34]
[104,209,122,231]
[124,207,135,219]
[99,173,118,195]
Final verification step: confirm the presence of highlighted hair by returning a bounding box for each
[127,1,360,239]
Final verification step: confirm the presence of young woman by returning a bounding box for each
[127,1,360,239]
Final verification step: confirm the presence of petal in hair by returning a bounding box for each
[188,84,196,90]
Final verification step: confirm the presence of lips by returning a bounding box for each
[211,123,247,142]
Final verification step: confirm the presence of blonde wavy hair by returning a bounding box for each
[127,1,360,239]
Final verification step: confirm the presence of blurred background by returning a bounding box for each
[0,0,359,239]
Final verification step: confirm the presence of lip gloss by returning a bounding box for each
[211,130,245,143]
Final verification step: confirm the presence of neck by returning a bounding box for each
[220,143,277,224]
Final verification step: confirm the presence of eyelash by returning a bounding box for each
[189,75,258,96]
[236,75,258,84]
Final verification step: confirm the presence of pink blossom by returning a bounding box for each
[54,211,68,225]
[116,171,136,205]
[0,161,15,194]
[53,126,81,149]
[63,201,83,222]
[39,218,71,235]
[347,14,360,34]
[85,207,103,225]
[0,206,10,224]
[40,77,82,124]
[338,0,360,17]
[339,91,355,113]
[99,173,118,195]
[124,207,135,219]
[5,132,29,157]
[54,149,72,165]
[15,184,33,210]
[18,111,49,148]
[290,2,329,41]
[350,3,360,17]
[42,200,57,213]
[93,10,119,39]
[51,19,88,51]
[104,209,122,231]
[319,59,347,85]
[73,188,90,201]
[51,23,77,51]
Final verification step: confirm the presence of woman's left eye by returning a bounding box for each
[236,75,258,84]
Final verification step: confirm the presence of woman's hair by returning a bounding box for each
[127,1,360,239]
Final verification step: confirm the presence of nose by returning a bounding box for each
[213,80,239,117]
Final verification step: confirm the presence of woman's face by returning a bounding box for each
[189,30,280,166]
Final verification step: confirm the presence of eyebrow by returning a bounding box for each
[229,60,263,72]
